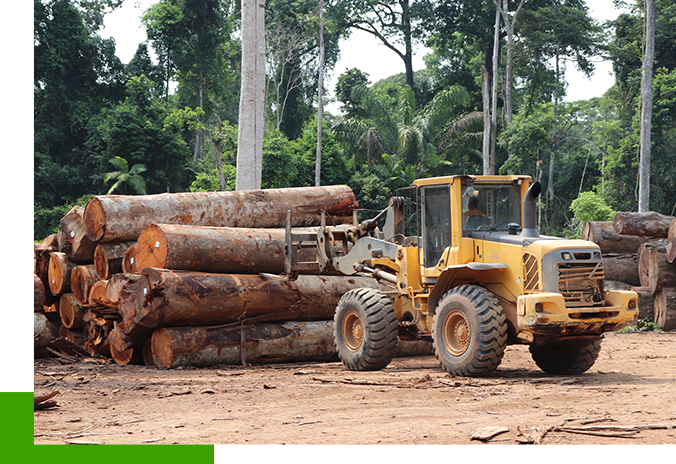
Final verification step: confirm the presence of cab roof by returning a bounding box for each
[412,175,532,188]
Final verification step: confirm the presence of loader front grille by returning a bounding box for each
[558,261,605,307]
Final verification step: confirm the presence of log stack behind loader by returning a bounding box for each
[584,211,676,330]
[33,185,431,368]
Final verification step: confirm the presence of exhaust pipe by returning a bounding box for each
[521,182,541,238]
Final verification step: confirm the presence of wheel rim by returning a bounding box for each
[443,309,471,356]
[342,309,364,351]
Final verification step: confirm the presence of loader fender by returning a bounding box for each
[428,262,508,315]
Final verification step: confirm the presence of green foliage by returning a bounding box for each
[619,318,663,333]
[566,191,615,238]
[103,156,148,195]
[262,129,297,189]
[32,0,676,243]
[291,119,351,187]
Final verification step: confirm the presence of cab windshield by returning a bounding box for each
[461,183,522,233]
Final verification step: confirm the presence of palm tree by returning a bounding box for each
[104,156,147,195]
[334,84,481,169]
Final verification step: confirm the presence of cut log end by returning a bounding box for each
[150,328,173,368]
[59,293,83,330]
[84,197,106,243]
[136,224,169,270]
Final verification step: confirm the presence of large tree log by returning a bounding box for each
[94,242,134,280]
[48,252,77,296]
[129,269,389,333]
[639,240,676,293]
[34,313,53,350]
[151,321,339,368]
[582,221,652,254]
[84,185,358,243]
[71,265,99,305]
[667,219,676,263]
[630,286,655,320]
[613,211,675,237]
[34,274,46,312]
[136,224,314,274]
[58,205,96,262]
[35,235,59,306]
[602,254,640,286]
[654,287,676,331]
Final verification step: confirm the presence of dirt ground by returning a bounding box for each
[34,331,676,446]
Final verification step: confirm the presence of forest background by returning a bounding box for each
[31,0,676,241]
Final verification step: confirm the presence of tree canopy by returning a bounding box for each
[33,0,676,240]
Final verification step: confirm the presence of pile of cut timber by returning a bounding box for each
[33,186,432,368]
[584,211,676,330]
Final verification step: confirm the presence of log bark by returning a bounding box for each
[58,205,96,262]
[109,322,145,365]
[105,273,141,307]
[136,224,314,274]
[48,252,77,296]
[583,221,652,254]
[122,244,138,273]
[94,242,134,280]
[667,219,676,263]
[630,286,655,320]
[34,312,52,350]
[602,254,640,287]
[130,268,389,333]
[83,316,113,357]
[646,243,676,294]
[83,185,358,243]
[35,237,59,306]
[34,274,46,312]
[613,211,675,237]
[71,265,99,305]
[59,293,84,329]
[654,287,676,331]
[151,321,339,368]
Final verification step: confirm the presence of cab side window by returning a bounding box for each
[423,186,451,267]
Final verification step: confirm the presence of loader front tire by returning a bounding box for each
[334,288,398,371]
[432,285,507,377]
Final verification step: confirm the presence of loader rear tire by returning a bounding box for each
[334,288,398,371]
[432,285,507,377]
[529,339,602,375]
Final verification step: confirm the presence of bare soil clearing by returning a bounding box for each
[34,331,676,445]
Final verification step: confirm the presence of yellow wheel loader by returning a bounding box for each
[285,175,638,376]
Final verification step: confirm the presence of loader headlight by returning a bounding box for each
[562,252,572,260]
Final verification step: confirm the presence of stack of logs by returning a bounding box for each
[583,211,676,330]
[34,185,432,368]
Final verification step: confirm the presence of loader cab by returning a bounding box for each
[413,175,531,270]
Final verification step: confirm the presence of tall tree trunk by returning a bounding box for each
[194,68,204,161]
[315,0,325,187]
[639,0,655,212]
[236,0,265,190]
[490,3,501,174]
[549,53,561,207]
[401,0,414,88]
[482,66,491,175]
[499,0,524,127]
[499,0,524,173]
[213,114,227,190]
